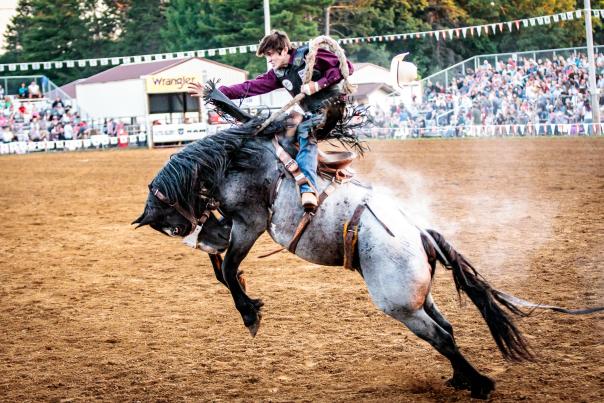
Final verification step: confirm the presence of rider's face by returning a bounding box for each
[265,48,290,69]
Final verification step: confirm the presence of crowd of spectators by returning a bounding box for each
[0,91,92,143]
[372,52,604,136]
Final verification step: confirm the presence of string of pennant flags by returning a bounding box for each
[0,8,601,73]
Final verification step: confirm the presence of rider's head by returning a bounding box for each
[257,30,291,69]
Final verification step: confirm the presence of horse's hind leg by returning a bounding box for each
[424,293,454,339]
[388,308,495,399]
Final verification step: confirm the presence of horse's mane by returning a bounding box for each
[151,119,276,210]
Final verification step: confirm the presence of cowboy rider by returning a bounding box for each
[190,30,354,209]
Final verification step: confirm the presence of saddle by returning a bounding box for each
[318,150,356,181]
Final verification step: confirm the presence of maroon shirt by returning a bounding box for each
[219,48,354,99]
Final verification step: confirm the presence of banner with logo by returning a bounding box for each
[152,123,208,143]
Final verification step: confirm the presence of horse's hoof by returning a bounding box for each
[470,376,495,400]
[445,376,471,391]
[246,315,262,338]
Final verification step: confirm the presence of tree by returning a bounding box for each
[116,0,166,56]
[162,0,329,77]
[1,0,122,84]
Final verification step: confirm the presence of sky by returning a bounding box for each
[0,0,18,53]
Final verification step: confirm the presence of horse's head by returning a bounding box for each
[132,189,232,254]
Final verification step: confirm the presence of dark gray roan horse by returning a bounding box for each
[133,107,602,399]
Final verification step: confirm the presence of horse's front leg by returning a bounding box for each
[221,221,265,336]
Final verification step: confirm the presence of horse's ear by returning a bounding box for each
[132,209,157,228]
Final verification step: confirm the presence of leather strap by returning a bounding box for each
[287,181,339,253]
[343,203,366,270]
[272,136,316,192]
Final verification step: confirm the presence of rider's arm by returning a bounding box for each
[312,48,355,90]
[219,70,281,99]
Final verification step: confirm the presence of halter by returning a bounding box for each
[151,186,224,248]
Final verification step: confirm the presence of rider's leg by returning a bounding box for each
[296,114,322,207]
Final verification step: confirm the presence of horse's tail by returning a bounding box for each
[424,229,534,362]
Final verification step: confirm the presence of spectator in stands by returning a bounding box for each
[28,81,41,98]
[52,97,64,109]
[17,83,28,99]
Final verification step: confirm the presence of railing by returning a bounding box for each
[420,45,604,88]
[356,122,603,139]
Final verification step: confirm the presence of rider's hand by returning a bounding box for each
[301,81,320,96]
[187,82,204,98]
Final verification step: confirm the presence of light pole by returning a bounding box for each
[584,0,601,133]
[264,0,271,70]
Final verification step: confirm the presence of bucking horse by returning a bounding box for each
[133,85,603,399]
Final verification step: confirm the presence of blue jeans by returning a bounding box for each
[296,114,321,194]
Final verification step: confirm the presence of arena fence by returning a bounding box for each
[357,122,604,139]
[2,123,602,155]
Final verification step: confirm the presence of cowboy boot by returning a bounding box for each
[301,191,318,209]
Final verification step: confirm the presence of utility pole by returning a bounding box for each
[264,0,271,71]
[584,0,601,133]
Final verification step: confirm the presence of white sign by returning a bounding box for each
[152,123,208,144]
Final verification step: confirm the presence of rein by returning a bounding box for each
[151,186,224,248]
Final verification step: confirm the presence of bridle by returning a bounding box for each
[150,186,224,248]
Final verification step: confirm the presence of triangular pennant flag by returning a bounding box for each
[19,63,28,71]
[123,57,133,64]
[0,65,4,72]
[490,24,496,34]
[544,16,551,24]
[462,27,467,37]
[566,12,574,20]
[477,26,482,36]
[448,29,454,39]
[396,34,401,39]
[498,23,504,32]
[553,14,559,22]
[537,17,544,25]
[575,10,581,18]
[561,12,567,21]
[455,28,460,37]
[100,58,109,66]
[89,59,98,66]
[207,49,216,56]
[228,47,237,54]
[32,62,40,70]
[66,60,74,67]
[515,20,521,29]
[54,61,62,69]
[529,18,536,26]
[378,36,383,41]
[522,19,529,27]
[111,57,120,65]
[239,46,247,53]
[507,21,513,31]
[9,64,17,71]
[78,60,86,67]
[43,62,51,69]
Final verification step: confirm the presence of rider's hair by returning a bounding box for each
[256,30,292,56]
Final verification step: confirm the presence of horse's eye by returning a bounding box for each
[173,227,180,235]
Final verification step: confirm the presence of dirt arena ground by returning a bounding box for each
[0,137,602,402]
